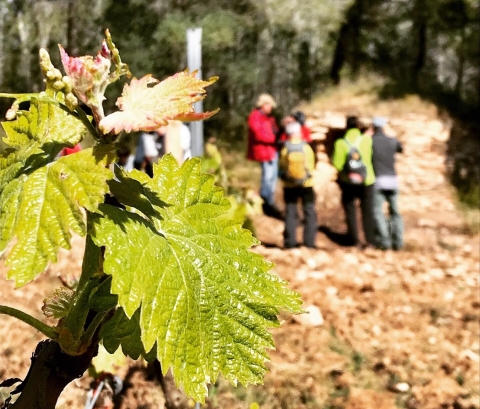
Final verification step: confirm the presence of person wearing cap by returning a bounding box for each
[279,121,317,249]
[371,117,404,250]
[332,116,376,248]
[247,93,282,218]
[279,111,312,143]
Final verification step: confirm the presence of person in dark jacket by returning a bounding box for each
[247,94,281,218]
[371,117,404,250]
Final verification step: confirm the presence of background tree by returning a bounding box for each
[0,0,478,194]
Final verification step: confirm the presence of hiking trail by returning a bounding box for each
[0,108,478,409]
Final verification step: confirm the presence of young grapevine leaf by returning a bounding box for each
[2,99,86,154]
[100,308,157,362]
[99,71,219,134]
[0,98,87,193]
[59,42,111,110]
[42,287,75,319]
[107,165,163,220]
[0,147,114,287]
[92,155,303,401]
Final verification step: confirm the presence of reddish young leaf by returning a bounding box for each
[59,42,111,109]
[99,71,219,134]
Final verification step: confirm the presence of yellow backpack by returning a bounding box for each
[282,141,310,185]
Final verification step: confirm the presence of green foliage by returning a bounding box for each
[42,287,75,319]
[0,145,114,287]
[93,155,302,400]
[0,98,86,192]
[101,308,157,361]
[0,31,303,404]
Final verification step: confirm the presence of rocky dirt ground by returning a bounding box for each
[0,101,479,408]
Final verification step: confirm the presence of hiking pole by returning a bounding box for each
[84,380,104,409]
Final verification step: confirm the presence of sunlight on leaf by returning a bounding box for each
[0,147,114,287]
[99,71,219,134]
[92,154,303,401]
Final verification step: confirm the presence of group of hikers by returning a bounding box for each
[117,120,192,177]
[247,93,404,251]
[110,91,403,252]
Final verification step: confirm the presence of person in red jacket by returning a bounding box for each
[247,93,282,218]
[60,143,82,156]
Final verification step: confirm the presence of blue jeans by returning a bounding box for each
[373,189,403,250]
[260,154,278,206]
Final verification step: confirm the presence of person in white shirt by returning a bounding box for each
[180,123,192,163]
[161,121,192,165]
[134,132,159,177]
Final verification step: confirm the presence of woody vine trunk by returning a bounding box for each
[1,340,98,409]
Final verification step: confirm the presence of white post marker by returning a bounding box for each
[187,27,204,157]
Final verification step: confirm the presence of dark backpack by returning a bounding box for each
[342,137,367,185]
[282,141,310,185]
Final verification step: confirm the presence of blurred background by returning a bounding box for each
[0,2,479,408]
[0,0,478,202]
[0,0,478,130]
[0,0,480,201]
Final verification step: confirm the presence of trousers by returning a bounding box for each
[283,187,317,248]
[260,153,279,206]
[339,183,375,246]
[373,188,403,250]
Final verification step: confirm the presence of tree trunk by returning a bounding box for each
[17,12,31,90]
[330,22,349,84]
[1,340,97,409]
[454,25,466,96]
[0,2,6,88]
[349,0,364,77]
[152,361,189,409]
[297,40,311,100]
[412,0,427,88]
[330,0,365,84]
[66,0,79,55]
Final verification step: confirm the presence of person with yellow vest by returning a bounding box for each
[279,121,317,249]
[332,116,376,248]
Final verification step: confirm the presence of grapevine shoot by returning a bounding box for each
[0,29,302,407]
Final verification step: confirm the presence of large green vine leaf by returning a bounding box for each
[92,155,303,401]
[2,99,85,150]
[0,147,114,287]
[0,98,87,193]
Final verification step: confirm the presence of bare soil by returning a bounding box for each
[1,108,479,408]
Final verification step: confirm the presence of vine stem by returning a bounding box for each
[81,310,109,346]
[0,305,58,340]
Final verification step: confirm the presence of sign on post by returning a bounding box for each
[187,28,203,157]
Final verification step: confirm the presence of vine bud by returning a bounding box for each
[39,48,54,75]
[65,92,78,110]
[53,68,63,81]
[53,80,65,91]
[5,102,19,120]
[46,70,57,81]
[62,76,73,93]
[5,108,16,120]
